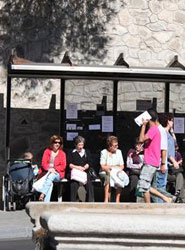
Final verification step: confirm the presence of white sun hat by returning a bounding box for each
[110,168,129,188]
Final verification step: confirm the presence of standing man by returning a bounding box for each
[137,109,172,203]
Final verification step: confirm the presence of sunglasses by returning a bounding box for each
[53,141,61,145]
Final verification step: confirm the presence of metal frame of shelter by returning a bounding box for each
[6,53,185,163]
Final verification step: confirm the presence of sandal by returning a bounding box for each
[39,193,45,201]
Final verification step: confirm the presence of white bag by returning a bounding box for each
[71,168,87,185]
[33,172,53,192]
[110,168,129,188]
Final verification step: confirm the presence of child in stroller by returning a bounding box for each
[3,153,37,211]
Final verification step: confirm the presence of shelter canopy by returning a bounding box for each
[8,61,185,83]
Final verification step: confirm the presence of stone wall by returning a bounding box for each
[0,1,185,112]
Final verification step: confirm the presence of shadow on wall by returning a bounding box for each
[0,0,120,65]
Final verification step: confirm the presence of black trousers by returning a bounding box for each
[129,174,140,202]
[70,174,94,202]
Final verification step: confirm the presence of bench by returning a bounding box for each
[56,178,102,202]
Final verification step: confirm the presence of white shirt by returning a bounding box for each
[158,124,168,169]
[100,149,124,166]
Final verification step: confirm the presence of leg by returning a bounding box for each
[129,175,139,202]
[149,187,171,203]
[156,170,168,203]
[70,180,79,201]
[85,175,94,202]
[115,187,121,203]
[39,173,60,202]
[176,172,185,200]
[144,191,151,203]
[104,184,111,202]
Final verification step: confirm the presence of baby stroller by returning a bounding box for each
[2,159,35,211]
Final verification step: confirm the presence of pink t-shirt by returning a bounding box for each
[144,125,161,167]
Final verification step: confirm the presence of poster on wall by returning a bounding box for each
[102,116,113,132]
[66,103,78,119]
[174,117,184,134]
[67,132,78,141]
[66,124,77,130]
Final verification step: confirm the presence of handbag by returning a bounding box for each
[88,167,98,180]
[71,168,87,185]
[33,172,53,192]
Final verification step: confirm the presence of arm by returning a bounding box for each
[127,157,143,169]
[139,120,149,143]
[100,150,112,173]
[41,149,50,171]
[169,156,179,169]
[160,149,167,173]
[54,151,67,175]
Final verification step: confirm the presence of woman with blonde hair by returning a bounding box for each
[99,136,125,202]
[38,135,66,202]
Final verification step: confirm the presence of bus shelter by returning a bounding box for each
[6,53,185,163]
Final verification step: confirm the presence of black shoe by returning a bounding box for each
[174,189,181,203]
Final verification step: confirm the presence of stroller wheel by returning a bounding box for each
[7,201,16,211]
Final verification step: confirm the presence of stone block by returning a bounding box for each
[129,0,148,9]
[26,203,185,250]
[175,11,185,24]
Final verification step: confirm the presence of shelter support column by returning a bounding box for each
[60,79,65,137]
[6,76,11,163]
[165,82,170,113]
[113,80,118,135]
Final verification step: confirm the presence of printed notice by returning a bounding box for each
[66,132,78,141]
[66,124,77,130]
[66,103,78,119]
[102,116,113,132]
[89,124,101,130]
[134,111,151,127]
[174,117,184,134]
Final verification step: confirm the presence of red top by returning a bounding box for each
[41,148,66,179]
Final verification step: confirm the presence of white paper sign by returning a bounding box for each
[102,116,113,132]
[134,111,152,127]
[67,132,78,141]
[66,103,78,119]
[89,124,101,130]
[174,117,184,134]
[66,124,77,130]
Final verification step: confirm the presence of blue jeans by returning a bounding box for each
[156,170,168,203]
[40,172,61,202]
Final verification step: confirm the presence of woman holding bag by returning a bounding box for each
[67,136,94,202]
[38,135,66,202]
[99,136,126,203]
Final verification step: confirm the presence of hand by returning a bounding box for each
[78,166,85,171]
[160,165,166,174]
[84,164,89,170]
[142,119,149,126]
[49,168,57,173]
[173,161,179,169]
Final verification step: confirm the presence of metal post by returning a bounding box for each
[60,79,65,137]
[113,81,118,135]
[6,76,11,163]
[165,82,170,112]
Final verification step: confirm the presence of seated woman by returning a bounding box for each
[38,135,66,202]
[126,140,144,202]
[168,145,185,201]
[67,136,94,202]
[99,135,124,203]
